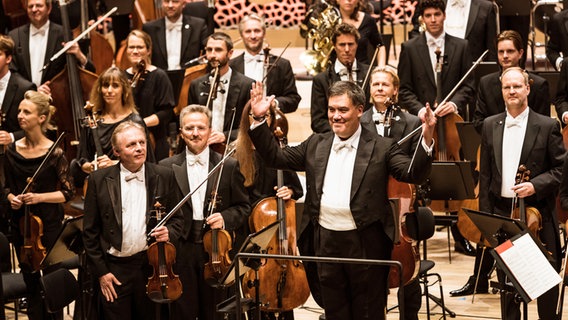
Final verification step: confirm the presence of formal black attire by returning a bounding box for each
[183,0,216,36]
[474,71,550,132]
[82,162,184,320]
[127,68,176,161]
[230,53,301,113]
[355,13,384,65]
[158,149,250,320]
[188,69,254,142]
[480,109,564,320]
[546,9,568,69]
[142,14,208,70]
[310,61,370,133]
[1,72,36,141]
[249,123,433,320]
[4,144,74,320]
[462,0,497,61]
[398,33,475,118]
[554,59,568,123]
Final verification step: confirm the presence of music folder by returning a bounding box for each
[40,215,83,269]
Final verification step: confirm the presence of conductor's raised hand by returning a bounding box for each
[250,82,274,122]
[420,103,436,146]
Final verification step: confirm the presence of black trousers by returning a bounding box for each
[315,222,391,320]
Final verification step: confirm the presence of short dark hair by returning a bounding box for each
[207,32,234,51]
[496,30,524,52]
[419,0,446,14]
[332,23,361,45]
[0,35,14,57]
[328,81,365,107]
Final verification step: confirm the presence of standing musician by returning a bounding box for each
[234,101,304,320]
[159,105,249,320]
[311,23,373,134]
[82,121,183,320]
[477,67,563,320]
[125,30,176,161]
[8,0,94,93]
[188,32,255,145]
[248,80,436,320]
[4,90,75,320]
[73,67,155,186]
[142,0,208,71]
[546,8,568,71]
[230,13,301,114]
[473,30,550,134]
[360,66,422,320]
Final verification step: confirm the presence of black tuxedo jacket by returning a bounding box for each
[230,53,301,113]
[83,163,184,278]
[310,62,370,133]
[188,69,254,141]
[554,61,568,120]
[158,150,250,248]
[464,0,497,61]
[249,123,433,242]
[474,71,550,132]
[142,14,208,70]
[480,110,564,251]
[546,9,568,69]
[360,107,421,155]
[398,33,475,117]
[1,72,36,140]
[9,22,66,84]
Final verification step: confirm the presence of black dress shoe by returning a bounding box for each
[455,238,477,256]
[450,276,489,297]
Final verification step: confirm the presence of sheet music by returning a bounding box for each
[495,233,561,301]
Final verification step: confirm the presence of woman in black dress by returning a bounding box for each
[125,29,176,161]
[4,90,75,320]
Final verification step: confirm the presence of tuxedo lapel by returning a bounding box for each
[156,21,168,65]
[2,77,18,115]
[465,1,479,38]
[21,27,31,80]
[231,54,245,74]
[44,27,59,73]
[418,35,436,87]
[519,111,540,166]
[314,134,334,199]
[105,166,122,230]
[225,72,242,128]
[442,36,456,85]
[145,165,158,225]
[492,115,506,176]
[180,17,192,63]
[205,151,222,213]
[351,129,374,199]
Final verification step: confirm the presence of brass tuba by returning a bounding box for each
[300,0,342,75]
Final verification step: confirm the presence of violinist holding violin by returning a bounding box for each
[477,67,564,320]
[4,90,74,320]
[82,121,183,320]
[159,105,249,320]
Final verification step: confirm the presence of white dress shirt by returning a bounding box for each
[108,164,148,257]
[425,31,445,84]
[0,71,10,112]
[319,126,361,231]
[334,59,358,82]
[445,0,471,39]
[501,107,529,198]
[211,68,231,133]
[186,147,210,220]
[165,16,183,70]
[29,21,50,87]
[243,51,264,82]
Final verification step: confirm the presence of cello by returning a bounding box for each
[242,112,310,313]
[146,199,183,303]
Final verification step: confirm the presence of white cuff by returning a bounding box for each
[557,57,564,71]
[421,138,435,156]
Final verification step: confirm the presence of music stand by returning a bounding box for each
[217,221,280,318]
[40,216,83,269]
[428,162,476,202]
[455,122,481,163]
[166,70,185,106]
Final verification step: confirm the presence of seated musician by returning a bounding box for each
[73,66,154,186]
[159,105,249,320]
[361,66,422,320]
[473,67,563,320]
[124,30,176,161]
[234,100,304,320]
[4,90,74,320]
[188,32,254,145]
[82,121,183,320]
[311,23,372,134]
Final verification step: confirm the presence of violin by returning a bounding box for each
[203,192,233,286]
[131,60,148,89]
[243,112,310,312]
[19,178,47,273]
[146,200,183,303]
[511,165,542,239]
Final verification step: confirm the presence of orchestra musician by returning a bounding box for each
[311,23,372,134]
[158,105,249,320]
[248,80,435,320]
[82,120,183,320]
[473,67,563,320]
[234,101,304,320]
[142,0,208,71]
[188,32,255,145]
[4,90,75,320]
[230,13,301,114]
[8,0,94,93]
[73,66,155,186]
[124,30,176,161]
[360,66,422,320]
[546,9,568,71]
[472,30,550,134]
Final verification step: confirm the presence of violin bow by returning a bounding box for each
[21,132,66,194]
[361,44,382,90]
[261,42,291,84]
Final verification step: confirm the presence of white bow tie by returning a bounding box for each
[245,54,263,64]
[372,112,385,124]
[32,28,47,37]
[166,21,182,31]
[505,117,522,128]
[187,155,205,166]
[427,38,444,48]
[333,141,354,152]
[125,171,144,182]
[451,0,465,7]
